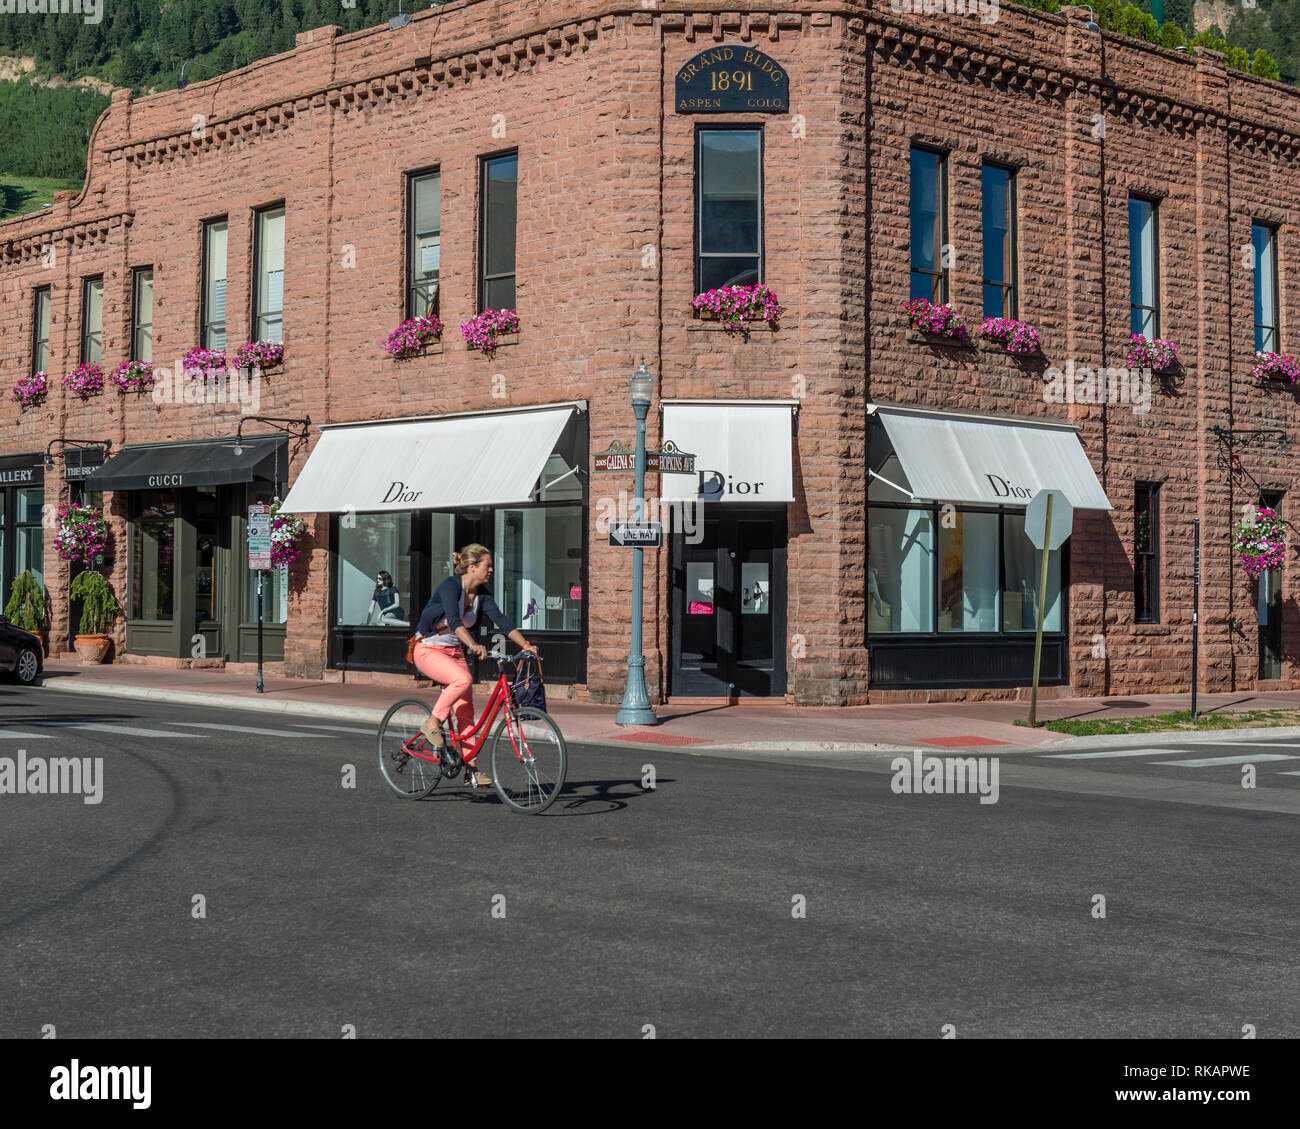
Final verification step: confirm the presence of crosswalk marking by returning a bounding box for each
[1199,742,1300,749]
[291,723,375,734]
[0,730,54,740]
[172,722,328,738]
[1277,771,1300,777]
[1154,754,1300,768]
[1038,748,1180,760]
[33,721,194,739]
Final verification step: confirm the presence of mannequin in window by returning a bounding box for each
[368,571,408,626]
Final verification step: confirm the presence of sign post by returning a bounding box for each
[1191,517,1200,721]
[248,504,272,694]
[1024,489,1074,728]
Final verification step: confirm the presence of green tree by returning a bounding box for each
[1252,47,1282,78]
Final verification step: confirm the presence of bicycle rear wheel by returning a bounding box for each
[378,699,443,799]
[489,706,567,813]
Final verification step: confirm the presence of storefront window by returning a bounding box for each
[430,513,455,591]
[868,508,935,633]
[1002,513,1062,632]
[492,506,583,632]
[939,511,999,632]
[336,512,413,626]
[131,491,175,621]
[15,487,44,591]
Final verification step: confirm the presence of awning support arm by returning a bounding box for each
[534,465,582,499]
[868,467,913,500]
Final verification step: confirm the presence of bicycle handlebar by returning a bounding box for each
[486,646,539,663]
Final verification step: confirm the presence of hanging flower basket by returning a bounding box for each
[907,298,969,343]
[692,285,783,333]
[269,497,309,568]
[55,502,110,566]
[1252,351,1300,384]
[461,308,520,356]
[980,317,1040,355]
[235,340,285,371]
[1234,507,1287,580]
[182,347,229,383]
[12,372,49,409]
[1126,333,1179,372]
[385,316,444,360]
[62,362,105,400]
[111,359,155,394]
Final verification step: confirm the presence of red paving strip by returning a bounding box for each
[915,736,1012,747]
[607,731,713,746]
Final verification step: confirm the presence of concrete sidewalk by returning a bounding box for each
[22,659,1300,753]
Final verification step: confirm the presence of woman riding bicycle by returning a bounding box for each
[412,544,536,787]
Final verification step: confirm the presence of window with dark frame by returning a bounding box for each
[407,170,441,318]
[1253,221,1279,353]
[981,164,1017,319]
[910,146,947,304]
[32,287,51,373]
[696,127,763,292]
[201,218,228,351]
[480,152,517,312]
[1129,195,1159,337]
[1134,482,1160,623]
[254,205,285,343]
[132,268,153,363]
[80,276,104,365]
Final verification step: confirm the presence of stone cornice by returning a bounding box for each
[0,211,135,268]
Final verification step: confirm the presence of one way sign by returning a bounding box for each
[609,522,663,547]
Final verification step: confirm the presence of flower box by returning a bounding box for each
[182,347,230,383]
[907,298,969,343]
[461,308,520,357]
[1234,506,1286,579]
[63,362,105,400]
[1252,351,1300,384]
[386,316,444,360]
[979,317,1040,355]
[692,285,782,333]
[1126,333,1179,372]
[270,498,308,568]
[12,372,49,409]
[111,359,155,394]
[235,340,285,371]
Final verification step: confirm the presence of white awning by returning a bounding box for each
[659,400,796,503]
[280,403,578,513]
[869,403,1112,511]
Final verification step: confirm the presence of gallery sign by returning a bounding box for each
[674,46,789,113]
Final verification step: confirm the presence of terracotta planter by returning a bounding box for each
[73,634,112,665]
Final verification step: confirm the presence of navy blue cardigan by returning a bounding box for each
[415,575,517,640]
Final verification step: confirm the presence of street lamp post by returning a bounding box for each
[615,362,658,726]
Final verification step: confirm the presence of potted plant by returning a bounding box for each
[55,502,110,566]
[270,497,309,568]
[460,308,520,357]
[980,316,1041,355]
[235,340,285,371]
[11,372,49,409]
[111,359,155,393]
[69,570,119,664]
[62,361,105,400]
[908,298,969,343]
[182,347,229,383]
[692,285,783,334]
[1234,506,1287,580]
[1252,351,1300,384]
[1126,333,1179,372]
[3,569,47,648]
[385,316,444,360]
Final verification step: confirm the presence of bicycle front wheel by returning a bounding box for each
[378,699,443,799]
[490,706,567,813]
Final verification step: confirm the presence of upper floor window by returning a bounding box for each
[910,146,947,304]
[408,170,441,318]
[132,268,153,363]
[254,206,285,344]
[1129,195,1159,337]
[80,276,104,365]
[981,164,1016,318]
[480,152,517,311]
[696,128,762,292]
[202,218,228,351]
[1134,481,1160,624]
[1253,221,1279,353]
[32,287,51,372]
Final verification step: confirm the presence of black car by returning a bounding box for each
[0,615,43,685]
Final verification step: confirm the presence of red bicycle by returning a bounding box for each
[377,648,567,813]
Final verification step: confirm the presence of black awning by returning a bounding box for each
[84,436,287,492]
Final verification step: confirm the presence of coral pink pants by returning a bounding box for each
[413,643,475,733]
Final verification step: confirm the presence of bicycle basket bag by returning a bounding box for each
[513,655,546,711]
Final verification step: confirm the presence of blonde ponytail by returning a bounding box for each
[453,543,491,575]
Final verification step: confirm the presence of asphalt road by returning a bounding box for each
[2,684,1298,1038]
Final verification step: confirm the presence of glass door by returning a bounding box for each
[1259,491,1283,680]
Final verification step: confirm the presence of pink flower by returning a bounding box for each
[460,308,520,356]
[908,298,968,343]
[691,285,783,333]
[980,317,1040,355]
[62,362,105,400]
[11,372,49,408]
[111,360,155,393]
[385,316,444,359]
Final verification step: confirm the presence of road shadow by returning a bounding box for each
[414,775,668,816]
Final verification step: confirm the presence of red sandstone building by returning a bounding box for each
[3,0,1300,704]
